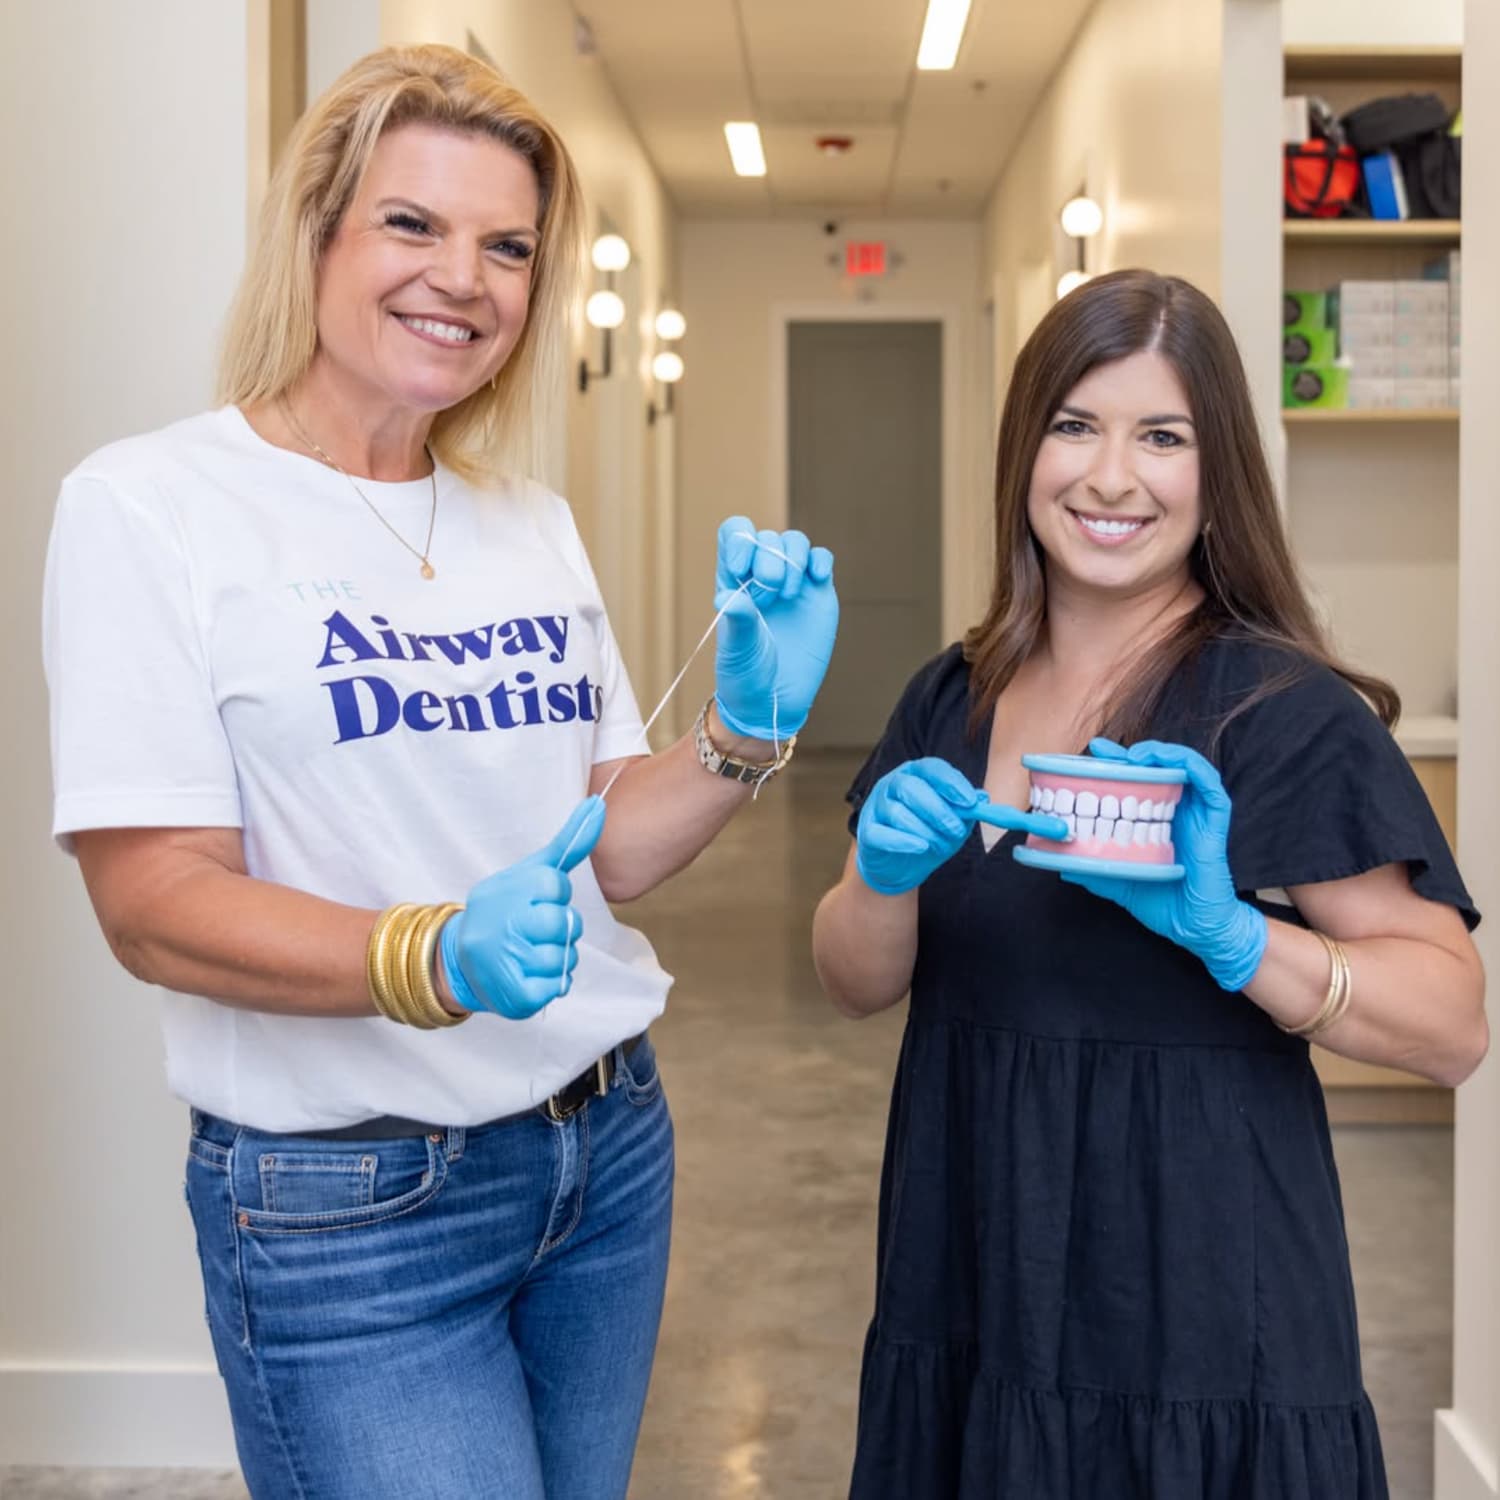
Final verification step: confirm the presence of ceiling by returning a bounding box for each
[575,0,1097,218]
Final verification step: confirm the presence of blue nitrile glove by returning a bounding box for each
[856,758,1068,896]
[438,797,606,1020]
[1058,738,1268,991]
[713,515,839,739]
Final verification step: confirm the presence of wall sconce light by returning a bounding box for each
[654,307,687,341]
[646,305,686,424]
[648,350,685,425]
[580,234,632,391]
[591,233,632,273]
[1059,195,1103,239]
[1055,188,1100,301]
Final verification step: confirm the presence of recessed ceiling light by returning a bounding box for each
[916,0,973,71]
[724,121,767,177]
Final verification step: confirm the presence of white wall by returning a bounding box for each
[1284,0,1463,46]
[377,0,681,719]
[1440,8,1500,1495]
[675,219,987,723]
[0,0,251,1466]
[1,0,678,1466]
[981,0,1225,380]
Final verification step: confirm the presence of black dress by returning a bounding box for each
[845,637,1477,1500]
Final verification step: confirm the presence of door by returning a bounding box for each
[787,320,943,749]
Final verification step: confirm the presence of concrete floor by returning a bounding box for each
[1,753,1454,1500]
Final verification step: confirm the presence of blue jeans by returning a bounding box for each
[184,1037,673,1500]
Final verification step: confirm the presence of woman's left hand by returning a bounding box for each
[1059,737,1268,992]
[713,515,838,740]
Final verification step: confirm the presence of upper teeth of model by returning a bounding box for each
[1078,514,1144,535]
[399,315,475,343]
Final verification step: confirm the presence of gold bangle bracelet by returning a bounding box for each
[407,903,467,1028]
[367,903,418,1023]
[1285,931,1351,1039]
[387,904,436,1029]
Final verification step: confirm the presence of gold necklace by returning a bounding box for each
[280,397,439,579]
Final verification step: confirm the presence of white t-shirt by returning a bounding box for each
[43,405,672,1131]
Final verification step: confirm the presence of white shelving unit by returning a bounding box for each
[1281,44,1462,1113]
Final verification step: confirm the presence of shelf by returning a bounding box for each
[1283,44,1462,84]
[1396,715,1459,758]
[1283,219,1461,245]
[1283,407,1457,425]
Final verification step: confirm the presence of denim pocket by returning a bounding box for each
[619,1038,662,1106]
[232,1131,449,1235]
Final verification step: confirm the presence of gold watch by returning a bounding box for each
[694,697,796,784]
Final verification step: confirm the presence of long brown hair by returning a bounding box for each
[963,268,1398,745]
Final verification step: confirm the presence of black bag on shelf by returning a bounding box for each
[1341,92,1449,151]
[1340,92,1461,218]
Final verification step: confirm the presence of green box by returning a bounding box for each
[1283,363,1349,409]
[1282,326,1338,366]
[1283,290,1331,333]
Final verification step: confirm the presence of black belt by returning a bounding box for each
[297,1033,646,1141]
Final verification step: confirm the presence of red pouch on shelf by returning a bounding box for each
[1284,140,1363,218]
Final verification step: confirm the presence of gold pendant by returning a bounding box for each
[420,561,435,580]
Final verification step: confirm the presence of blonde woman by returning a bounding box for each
[43,46,836,1500]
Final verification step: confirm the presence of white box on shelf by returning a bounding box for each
[1450,375,1461,405]
[1339,313,1395,350]
[1348,348,1396,378]
[1283,96,1312,144]
[1394,349,1451,380]
[1348,378,1397,409]
[1395,279,1449,318]
[1449,344,1461,377]
[1394,378,1451,409]
[1393,315,1450,347]
[1335,280,1395,316]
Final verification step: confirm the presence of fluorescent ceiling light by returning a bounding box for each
[724,121,767,177]
[916,0,973,70]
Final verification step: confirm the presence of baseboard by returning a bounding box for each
[0,1365,237,1467]
[1324,1085,1455,1125]
[1436,1408,1500,1500]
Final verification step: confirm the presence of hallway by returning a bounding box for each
[0,754,1457,1499]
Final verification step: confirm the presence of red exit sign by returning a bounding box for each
[845,240,887,277]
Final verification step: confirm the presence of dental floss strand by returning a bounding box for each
[548,532,802,1001]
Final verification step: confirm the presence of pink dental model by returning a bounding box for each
[1011,752,1187,882]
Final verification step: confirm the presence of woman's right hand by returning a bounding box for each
[855,759,1066,896]
[439,797,606,1020]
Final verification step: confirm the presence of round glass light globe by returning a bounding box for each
[586,289,626,329]
[591,234,632,272]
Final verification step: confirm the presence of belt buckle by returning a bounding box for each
[543,1054,612,1123]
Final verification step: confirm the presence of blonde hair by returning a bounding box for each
[217,44,585,482]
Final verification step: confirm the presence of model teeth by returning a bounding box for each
[1025,782,1183,859]
[399,315,476,343]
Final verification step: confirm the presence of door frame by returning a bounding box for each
[770,301,967,644]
